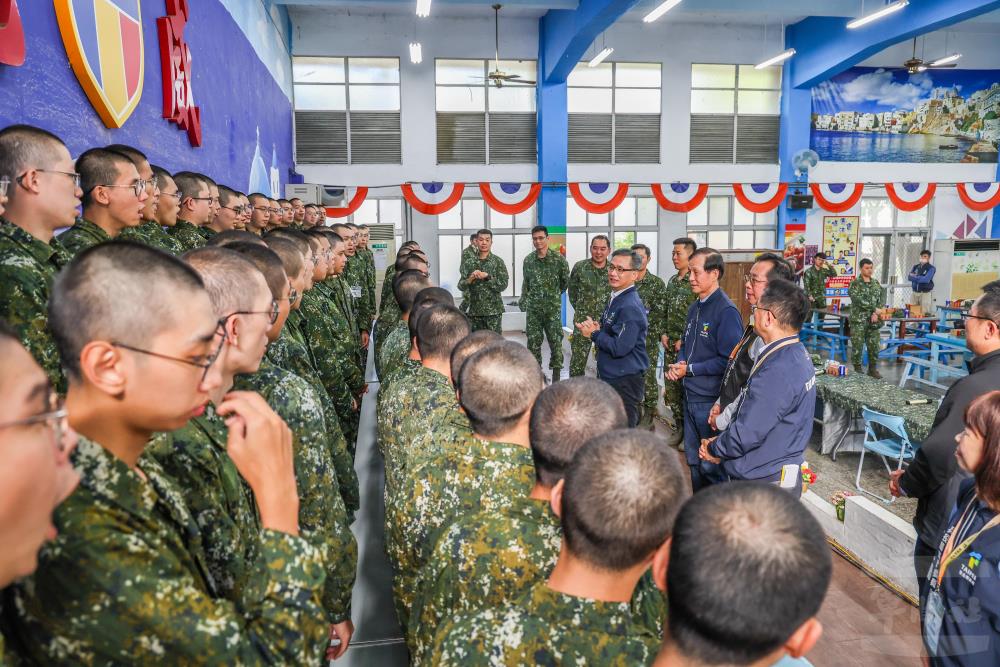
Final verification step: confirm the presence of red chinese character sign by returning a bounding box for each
[0,0,26,67]
[158,0,201,146]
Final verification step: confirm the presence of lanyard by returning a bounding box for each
[746,337,799,382]
[935,498,1000,588]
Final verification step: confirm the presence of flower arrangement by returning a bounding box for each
[801,464,817,494]
[830,491,854,522]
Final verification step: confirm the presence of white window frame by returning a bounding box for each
[685,195,778,250]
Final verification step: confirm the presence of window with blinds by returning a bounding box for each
[567,61,661,164]
[293,57,402,164]
[690,64,781,164]
[435,59,537,165]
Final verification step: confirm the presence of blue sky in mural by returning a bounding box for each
[812,67,1000,115]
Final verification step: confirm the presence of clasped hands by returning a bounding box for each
[467,270,490,283]
[665,361,687,381]
[575,317,600,339]
[698,437,720,464]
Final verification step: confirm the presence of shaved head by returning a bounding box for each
[449,330,503,386]
[459,341,544,438]
[183,247,266,317]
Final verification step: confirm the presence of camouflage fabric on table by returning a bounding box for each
[56,218,110,257]
[428,582,659,666]
[234,359,357,623]
[376,319,409,381]
[567,259,610,376]
[166,219,208,251]
[146,412,263,608]
[520,251,569,371]
[848,277,887,367]
[635,270,668,422]
[4,436,329,665]
[0,219,68,392]
[814,369,936,441]
[118,220,186,254]
[803,264,837,309]
[662,272,697,427]
[459,253,508,318]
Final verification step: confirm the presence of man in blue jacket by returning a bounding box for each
[699,279,817,494]
[576,248,649,427]
[908,249,936,316]
[666,248,743,491]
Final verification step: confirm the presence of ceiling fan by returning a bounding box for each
[893,37,961,75]
[473,4,536,88]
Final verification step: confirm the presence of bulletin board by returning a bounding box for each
[822,216,861,298]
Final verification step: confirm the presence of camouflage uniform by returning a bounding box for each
[459,244,478,313]
[146,411,264,608]
[567,259,610,376]
[267,315,360,515]
[459,252,508,333]
[428,582,659,666]
[342,255,373,333]
[376,359,423,482]
[166,219,208,251]
[663,271,697,429]
[848,276,886,368]
[119,220,185,254]
[634,270,669,424]
[803,264,837,309]
[5,436,329,665]
[234,359,357,623]
[375,264,402,363]
[387,434,534,638]
[56,218,110,256]
[198,226,217,241]
[519,251,569,373]
[376,319,410,381]
[0,219,68,392]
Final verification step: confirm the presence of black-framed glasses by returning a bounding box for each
[227,300,280,325]
[161,190,183,201]
[967,313,998,327]
[112,319,227,383]
[94,179,150,198]
[750,304,774,316]
[253,205,271,212]
[18,169,82,189]
[744,273,768,286]
[188,195,214,203]
[222,205,247,214]
[0,390,69,453]
[608,265,637,275]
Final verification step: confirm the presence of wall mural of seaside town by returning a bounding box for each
[811,67,1000,163]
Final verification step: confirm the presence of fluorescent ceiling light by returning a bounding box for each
[589,47,613,68]
[409,42,422,64]
[846,0,908,29]
[416,0,431,18]
[755,48,795,69]
[929,53,962,66]
[642,0,683,24]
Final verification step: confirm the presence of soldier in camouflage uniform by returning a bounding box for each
[428,429,686,666]
[459,230,509,333]
[120,165,185,254]
[631,244,669,427]
[0,124,81,393]
[567,235,611,376]
[356,224,378,334]
[803,252,837,310]
[519,225,570,379]
[5,243,329,665]
[460,232,479,313]
[388,343,542,639]
[848,258,887,378]
[332,224,374,349]
[662,238,698,436]
[167,172,214,251]
[107,145,182,255]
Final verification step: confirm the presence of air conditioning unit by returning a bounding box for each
[284,183,321,204]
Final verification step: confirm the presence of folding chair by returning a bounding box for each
[856,407,917,504]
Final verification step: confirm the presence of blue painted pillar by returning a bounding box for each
[993,163,1000,238]
[776,49,813,250]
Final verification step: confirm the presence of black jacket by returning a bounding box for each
[901,348,1000,549]
[718,323,758,410]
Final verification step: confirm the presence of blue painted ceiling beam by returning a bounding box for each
[539,0,641,84]
[788,0,1000,89]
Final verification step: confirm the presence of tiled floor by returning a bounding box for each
[338,331,927,666]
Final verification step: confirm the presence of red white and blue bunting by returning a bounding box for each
[325,187,368,219]
[885,182,936,212]
[401,182,465,215]
[732,183,789,213]
[479,182,541,215]
[809,183,864,213]
[650,183,709,213]
[956,182,1000,212]
[569,182,630,214]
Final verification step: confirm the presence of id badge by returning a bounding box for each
[923,588,945,656]
[350,286,362,299]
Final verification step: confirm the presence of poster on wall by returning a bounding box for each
[821,216,861,297]
[783,223,807,277]
[811,67,1000,163]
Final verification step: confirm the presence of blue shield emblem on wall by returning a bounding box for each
[54,0,144,128]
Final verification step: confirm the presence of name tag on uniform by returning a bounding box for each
[923,588,945,655]
[350,286,362,298]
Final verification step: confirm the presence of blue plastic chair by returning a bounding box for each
[857,407,917,503]
[771,657,813,667]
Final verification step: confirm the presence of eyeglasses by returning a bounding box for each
[0,390,70,453]
[17,169,82,189]
[607,265,637,275]
[0,177,9,197]
[94,179,151,198]
[967,313,998,327]
[112,319,228,384]
[188,195,214,203]
[750,304,774,316]
[278,283,299,304]
[227,300,280,326]
[222,205,247,214]
[744,273,768,286]
[161,191,183,201]
[270,207,282,215]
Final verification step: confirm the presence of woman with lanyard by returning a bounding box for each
[923,390,1000,665]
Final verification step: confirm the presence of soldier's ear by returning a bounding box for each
[80,340,128,396]
[651,537,671,593]
[549,479,565,518]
